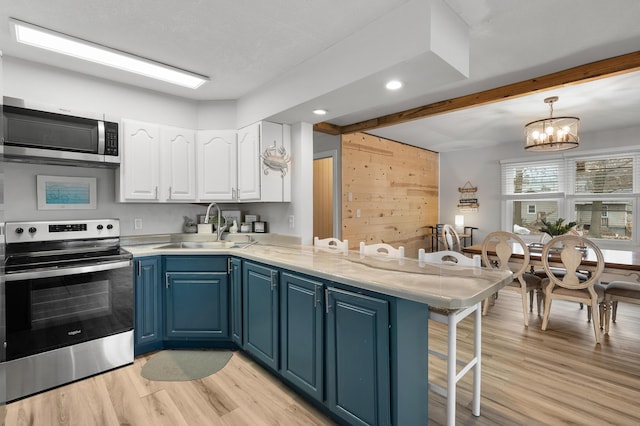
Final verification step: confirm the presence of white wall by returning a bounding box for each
[439,125,640,245]
[3,57,313,239]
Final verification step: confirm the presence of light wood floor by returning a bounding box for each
[4,291,640,425]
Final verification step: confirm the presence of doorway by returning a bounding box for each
[313,150,339,239]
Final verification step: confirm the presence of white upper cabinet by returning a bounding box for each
[260,121,291,202]
[118,119,290,204]
[196,130,237,201]
[119,119,161,201]
[161,126,196,202]
[237,123,262,201]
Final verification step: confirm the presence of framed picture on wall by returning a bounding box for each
[37,175,97,210]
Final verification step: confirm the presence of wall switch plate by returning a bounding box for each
[288,215,295,228]
[356,209,361,218]
[134,218,143,230]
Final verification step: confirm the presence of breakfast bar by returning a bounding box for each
[125,240,513,425]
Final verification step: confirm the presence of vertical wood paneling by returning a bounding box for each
[313,157,334,239]
[341,132,438,258]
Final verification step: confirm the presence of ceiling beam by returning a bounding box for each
[312,121,342,135]
[315,50,640,135]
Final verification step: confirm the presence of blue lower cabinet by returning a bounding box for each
[134,256,162,355]
[243,261,279,370]
[326,287,391,426]
[279,272,324,402]
[230,257,243,346]
[165,271,229,339]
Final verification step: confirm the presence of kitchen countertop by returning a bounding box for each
[125,240,513,309]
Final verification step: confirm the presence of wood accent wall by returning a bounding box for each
[341,132,438,258]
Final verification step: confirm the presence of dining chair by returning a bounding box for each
[359,242,404,259]
[314,236,349,254]
[481,231,543,327]
[604,280,640,334]
[540,235,606,344]
[419,249,482,424]
[441,224,462,252]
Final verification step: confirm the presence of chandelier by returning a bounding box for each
[524,96,579,151]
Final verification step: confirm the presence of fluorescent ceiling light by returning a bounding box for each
[9,18,209,89]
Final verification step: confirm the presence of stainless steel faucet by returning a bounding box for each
[204,202,227,240]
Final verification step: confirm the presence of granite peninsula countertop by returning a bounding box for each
[124,237,513,310]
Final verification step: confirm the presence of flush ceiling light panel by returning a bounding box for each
[10,18,209,89]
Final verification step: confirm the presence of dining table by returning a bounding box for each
[463,242,640,284]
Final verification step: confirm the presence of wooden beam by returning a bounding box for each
[327,50,640,135]
[312,121,342,135]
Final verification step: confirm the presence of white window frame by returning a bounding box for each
[501,149,640,249]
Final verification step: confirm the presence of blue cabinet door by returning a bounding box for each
[134,256,162,355]
[230,257,243,346]
[280,272,323,402]
[326,287,391,426]
[243,261,279,370]
[165,272,229,339]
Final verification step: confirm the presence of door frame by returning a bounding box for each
[313,149,340,238]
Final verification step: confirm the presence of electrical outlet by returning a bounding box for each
[134,218,143,230]
[356,209,361,218]
[348,192,353,201]
[288,215,295,228]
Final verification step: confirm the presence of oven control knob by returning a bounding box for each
[107,224,113,230]
[97,224,104,230]
[15,227,24,234]
[29,227,37,234]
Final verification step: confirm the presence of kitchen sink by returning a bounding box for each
[154,240,257,250]
[155,241,237,249]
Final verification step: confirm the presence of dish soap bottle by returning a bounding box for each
[229,220,238,233]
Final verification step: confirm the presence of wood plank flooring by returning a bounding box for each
[4,291,640,425]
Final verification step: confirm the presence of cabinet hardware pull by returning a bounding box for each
[136,261,141,277]
[313,285,318,307]
[168,186,172,200]
[165,274,170,288]
[270,270,277,291]
[227,257,231,274]
[324,288,331,314]
[155,186,158,199]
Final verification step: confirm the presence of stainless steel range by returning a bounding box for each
[3,218,133,401]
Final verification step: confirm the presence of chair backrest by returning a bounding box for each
[359,242,404,259]
[314,237,349,254]
[419,249,481,267]
[441,224,461,252]
[541,235,604,290]
[481,231,530,280]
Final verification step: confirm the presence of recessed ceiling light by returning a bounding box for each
[313,109,328,115]
[386,80,403,90]
[9,18,209,89]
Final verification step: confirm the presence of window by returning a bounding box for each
[502,151,640,246]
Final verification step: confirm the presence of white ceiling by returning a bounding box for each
[1,0,640,152]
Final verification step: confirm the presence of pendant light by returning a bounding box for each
[524,96,579,151]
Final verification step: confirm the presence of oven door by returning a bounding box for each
[5,259,133,361]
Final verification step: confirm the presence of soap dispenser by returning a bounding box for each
[229,220,238,233]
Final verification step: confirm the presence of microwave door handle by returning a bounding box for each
[5,260,132,282]
[97,121,105,155]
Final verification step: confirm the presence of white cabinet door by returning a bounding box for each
[237,123,261,201]
[260,122,291,202]
[120,119,161,201]
[197,130,237,201]
[161,126,196,202]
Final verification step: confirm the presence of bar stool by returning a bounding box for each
[419,249,482,425]
[313,236,349,254]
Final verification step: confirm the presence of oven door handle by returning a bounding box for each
[4,260,133,281]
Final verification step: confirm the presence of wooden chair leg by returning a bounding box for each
[590,302,601,344]
[612,300,619,322]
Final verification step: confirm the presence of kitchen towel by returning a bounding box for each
[141,349,233,382]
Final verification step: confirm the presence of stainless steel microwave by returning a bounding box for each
[2,97,120,167]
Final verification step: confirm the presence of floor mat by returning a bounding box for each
[141,349,233,382]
